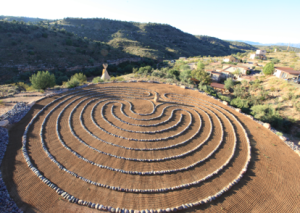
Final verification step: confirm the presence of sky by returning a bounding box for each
[1,0,300,44]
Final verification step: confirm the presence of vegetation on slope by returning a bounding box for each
[52,18,257,59]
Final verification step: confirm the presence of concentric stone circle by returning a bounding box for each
[22,83,251,212]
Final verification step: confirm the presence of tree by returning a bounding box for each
[224,78,234,91]
[232,68,242,77]
[191,69,211,85]
[197,61,205,71]
[179,69,192,83]
[263,62,274,75]
[30,71,56,90]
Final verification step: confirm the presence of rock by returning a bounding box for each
[235,108,241,113]
[247,115,253,119]
[298,142,300,146]
[295,150,300,157]
[0,120,9,127]
[180,85,186,89]
[263,123,271,129]
[222,101,228,106]
[279,136,286,141]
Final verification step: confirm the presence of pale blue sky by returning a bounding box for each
[1,0,299,43]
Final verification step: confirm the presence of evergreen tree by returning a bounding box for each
[30,71,56,90]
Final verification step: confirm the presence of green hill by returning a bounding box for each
[0,17,258,82]
[254,45,300,53]
[52,18,257,59]
[0,20,135,82]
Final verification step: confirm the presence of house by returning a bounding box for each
[223,56,238,63]
[237,63,254,69]
[274,67,300,82]
[256,50,266,55]
[250,49,267,60]
[210,82,225,91]
[206,70,222,82]
[222,65,250,75]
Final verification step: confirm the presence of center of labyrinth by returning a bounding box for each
[22,85,251,212]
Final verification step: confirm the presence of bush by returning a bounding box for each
[16,82,29,91]
[250,104,292,132]
[224,78,234,91]
[218,94,231,103]
[230,97,250,112]
[30,71,56,90]
[56,75,68,85]
[71,73,86,83]
[138,66,152,75]
[294,102,300,112]
[179,70,192,83]
[263,62,274,75]
[270,58,280,64]
[65,77,80,88]
[92,76,104,83]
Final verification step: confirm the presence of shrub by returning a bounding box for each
[270,58,280,64]
[218,94,231,103]
[230,97,250,112]
[65,78,80,88]
[71,73,86,83]
[180,70,192,84]
[263,62,274,75]
[250,104,292,132]
[233,84,249,99]
[224,78,234,91]
[92,77,104,83]
[168,69,180,79]
[151,71,165,78]
[56,75,68,85]
[138,66,152,75]
[294,101,300,112]
[16,82,29,91]
[30,71,56,90]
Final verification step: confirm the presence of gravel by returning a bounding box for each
[0,102,30,212]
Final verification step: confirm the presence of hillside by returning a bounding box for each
[0,20,135,82]
[52,18,256,59]
[0,17,258,83]
[254,45,300,53]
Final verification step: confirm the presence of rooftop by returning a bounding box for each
[275,67,300,75]
[210,82,225,89]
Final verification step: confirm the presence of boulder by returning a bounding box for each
[0,120,9,127]
[279,136,286,141]
[235,108,241,113]
[263,123,271,129]
[222,101,228,106]
[180,85,186,89]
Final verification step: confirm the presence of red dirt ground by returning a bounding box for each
[1,82,300,213]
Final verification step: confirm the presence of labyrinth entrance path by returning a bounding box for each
[2,82,300,213]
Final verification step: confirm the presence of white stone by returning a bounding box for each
[279,136,286,141]
[263,123,271,129]
[235,108,241,113]
[222,101,228,106]
[0,120,9,127]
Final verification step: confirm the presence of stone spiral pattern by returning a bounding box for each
[22,84,251,212]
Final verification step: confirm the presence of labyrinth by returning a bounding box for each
[2,82,300,212]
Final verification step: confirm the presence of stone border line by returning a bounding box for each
[20,84,252,212]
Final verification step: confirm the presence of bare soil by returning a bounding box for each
[1,82,300,213]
